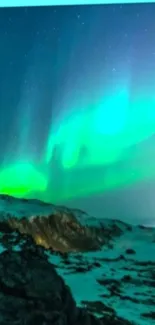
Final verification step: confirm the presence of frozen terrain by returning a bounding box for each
[0,194,155,325]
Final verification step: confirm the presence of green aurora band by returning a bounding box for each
[1,86,155,203]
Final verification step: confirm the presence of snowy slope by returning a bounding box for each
[0,194,155,325]
[46,226,155,325]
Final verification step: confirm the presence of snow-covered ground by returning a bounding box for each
[46,224,155,325]
[0,194,155,325]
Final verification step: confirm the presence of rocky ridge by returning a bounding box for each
[0,194,154,325]
[0,221,133,325]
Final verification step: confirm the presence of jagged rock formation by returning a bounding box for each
[7,213,102,252]
[0,194,155,325]
[0,222,133,325]
[7,213,125,253]
[0,194,128,253]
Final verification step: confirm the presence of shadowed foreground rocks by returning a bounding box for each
[0,223,133,325]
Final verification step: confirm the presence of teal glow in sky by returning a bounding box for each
[1,3,155,224]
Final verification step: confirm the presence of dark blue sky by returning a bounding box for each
[1,4,155,225]
[1,4,155,156]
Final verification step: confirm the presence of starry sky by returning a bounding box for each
[1,3,155,225]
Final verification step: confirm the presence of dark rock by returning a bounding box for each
[0,194,154,325]
[122,275,132,282]
[125,248,136,255]
[0,194,132,254]
[0,226,135,325]
[0,229,101,325]
[141,312,155,319]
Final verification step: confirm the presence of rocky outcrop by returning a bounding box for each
[0,194,129,253]
[0,194,154,325]
[0,222,133,325]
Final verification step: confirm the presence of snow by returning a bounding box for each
[0,194,155,325]
[47,225,155,325]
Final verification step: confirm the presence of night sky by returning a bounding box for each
[1,3,155,225]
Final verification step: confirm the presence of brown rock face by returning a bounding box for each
[7,212,105,252]
[0,223,134,325]
[0,225,105,325]
[0,194,126,253]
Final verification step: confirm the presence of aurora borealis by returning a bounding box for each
[1,3,155,223]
